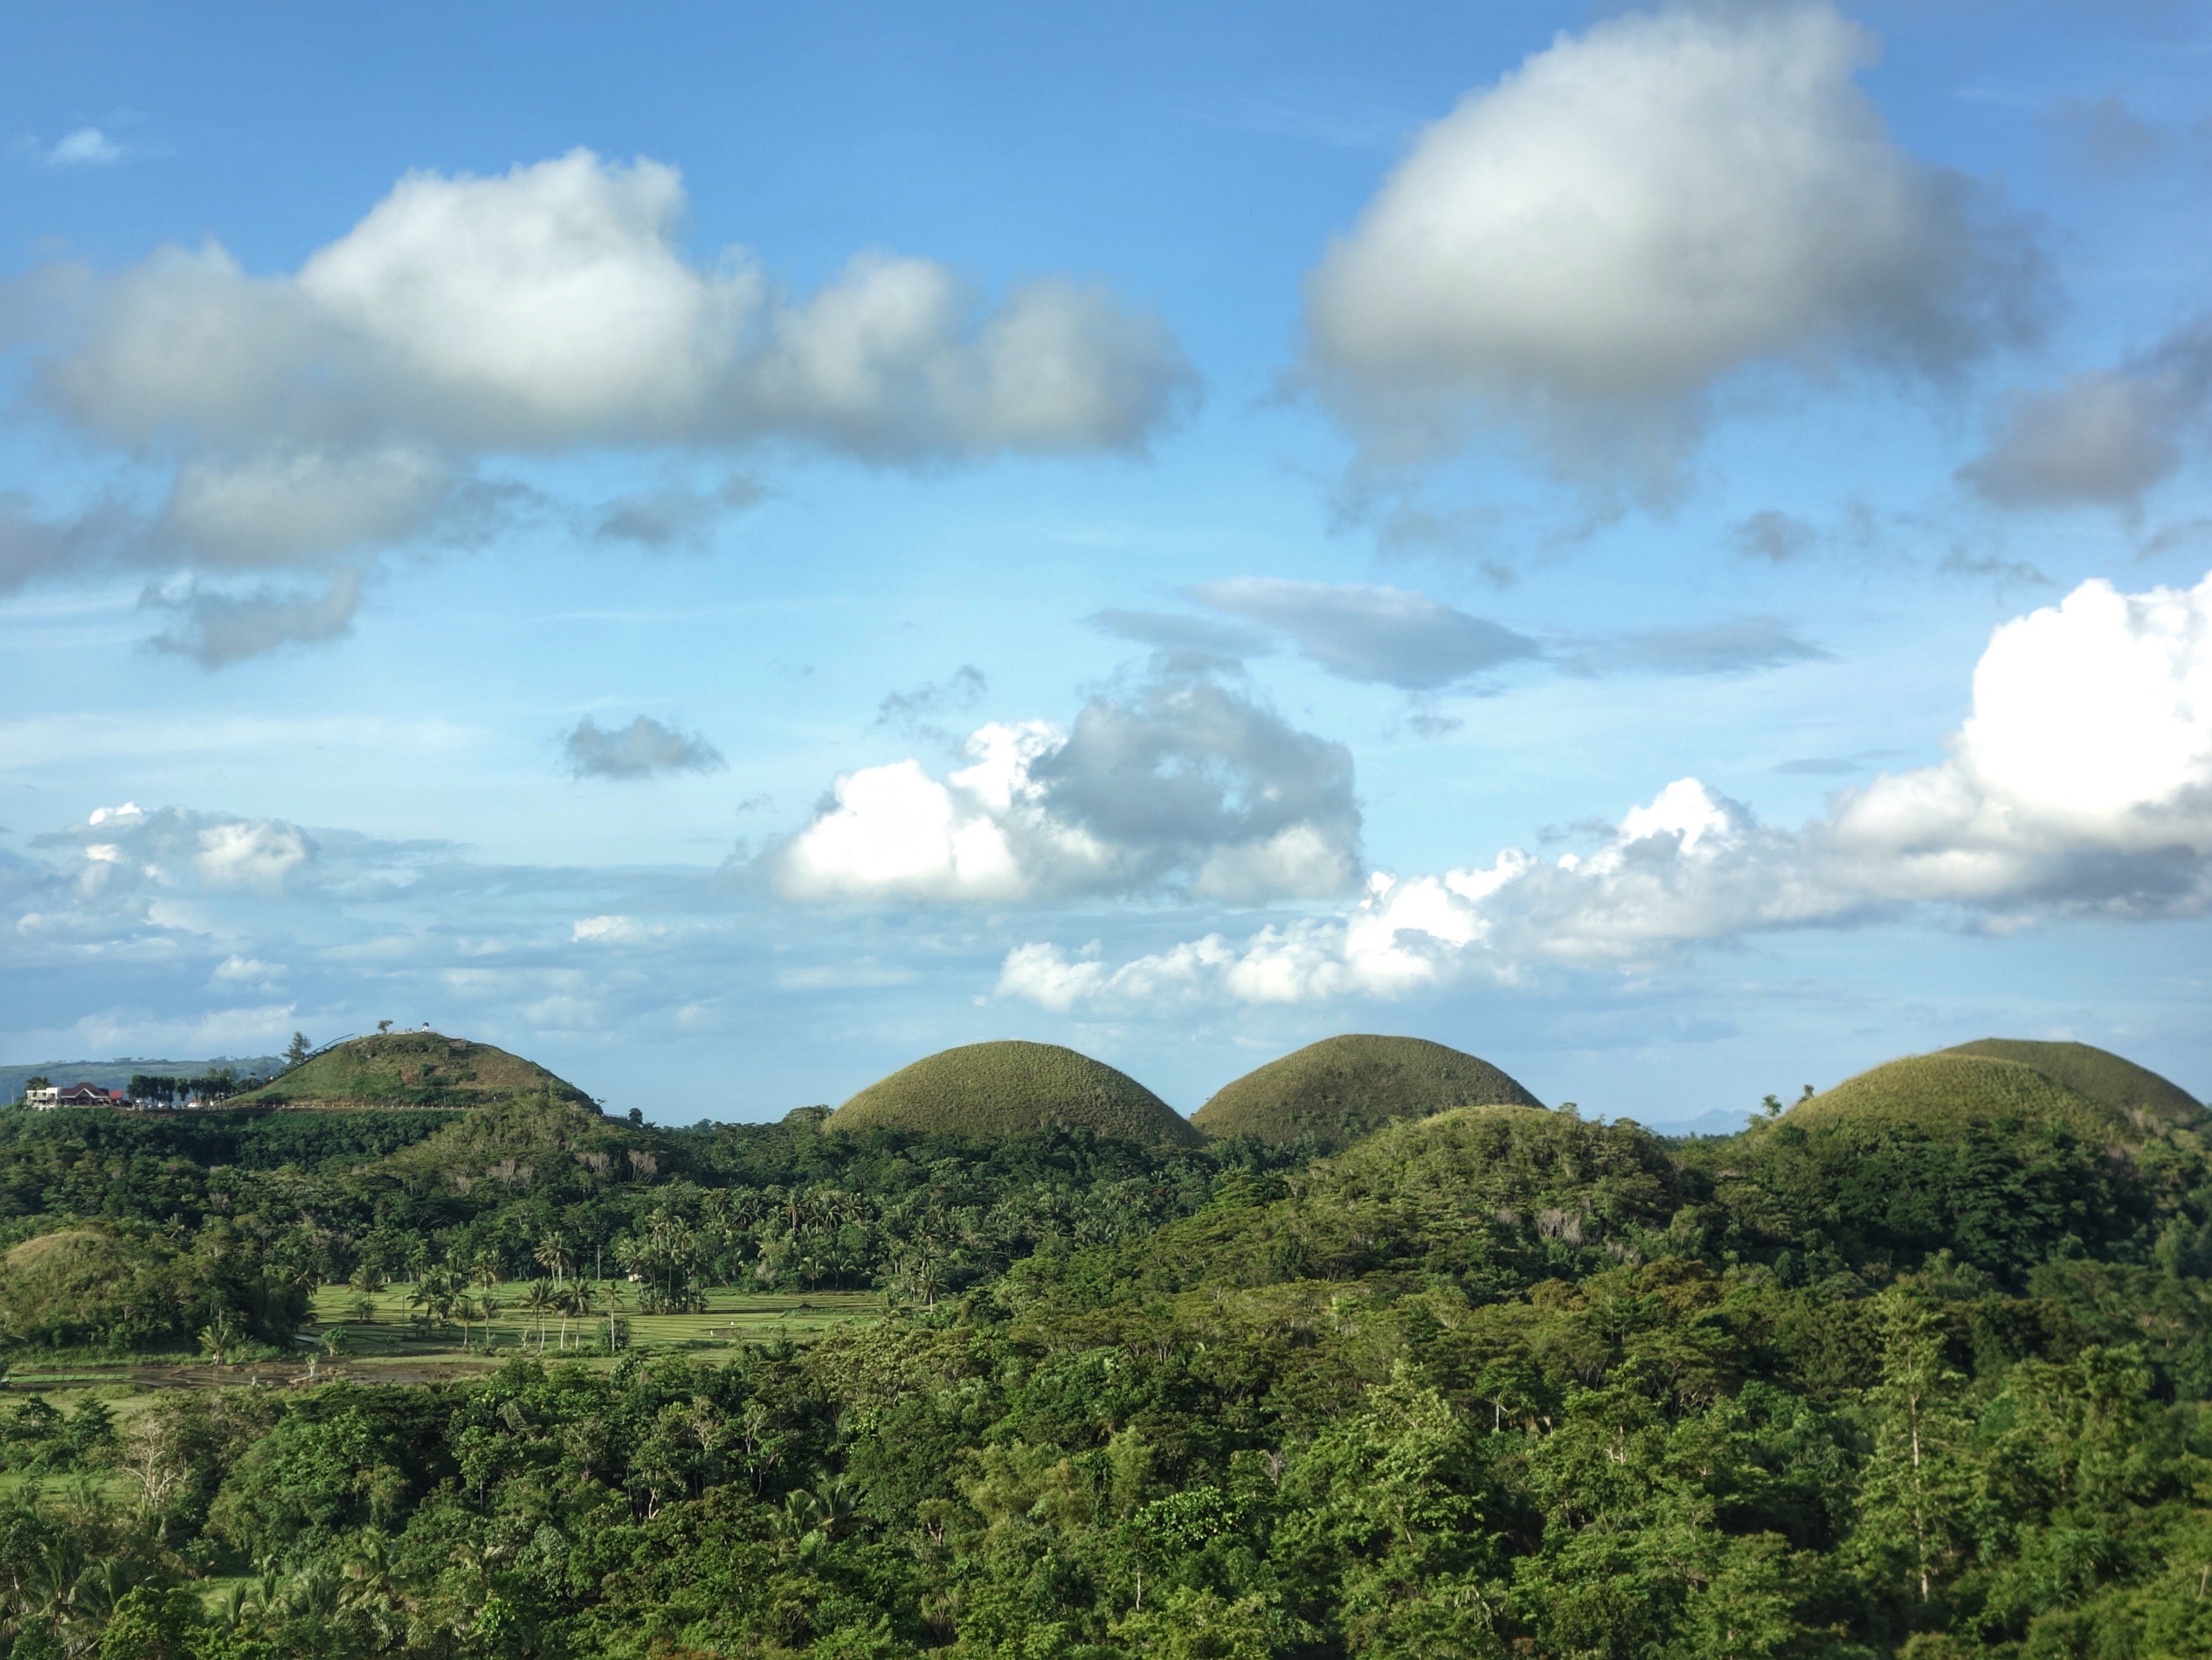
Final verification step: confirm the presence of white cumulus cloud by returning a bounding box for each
[1303,2,2036,488]
[1828,571,2212,909]
[42,151,1192,465]
[775,667,1361,905]
[1002,570,2212,1009]
[5,149,1194,658]
[31,805,321,910]
[778,723,1112,903]
[190,820,314,891]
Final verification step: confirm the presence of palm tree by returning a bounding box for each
[523,1278,557,1351]
[558,1280,591,1351]
[408,1266,465,1342]
[198,1308,245,1365]
[474,1289,502,1351]
[533,1231,573,1288]
[211,1580,254,1629]
[597,1279,626,1353]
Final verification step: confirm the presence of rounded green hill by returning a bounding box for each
[1190,1034,1544,1145]
[228,1031,593,1111]
[826,1041,1200,1147]
[1939,1039,2202,1131]
[1785,1053,2117,1138]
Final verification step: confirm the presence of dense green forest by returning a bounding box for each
[3,1037,2212,1658]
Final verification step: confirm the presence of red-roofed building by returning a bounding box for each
[54,1084,124,1108]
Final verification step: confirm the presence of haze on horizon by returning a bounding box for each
[2,0,2209,1124]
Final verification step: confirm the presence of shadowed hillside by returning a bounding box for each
[228,1031,593,1111]
[827,1041,1201,1147]
[1190,1034,1544,1145]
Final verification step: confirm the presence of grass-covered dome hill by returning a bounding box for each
[1189,1034,1544,1145]
[826,1041,1201,1148]
[228,1031,595,1112]
[1939,1038,2203,1131]
[1786,1053,2121,1141]
[1785,1039,2202,1145]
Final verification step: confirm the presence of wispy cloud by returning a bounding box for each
[1189,578,1538,690]
[1960,315,2212,516]
[43,127,125,166]
[1560,619,1832,678]
[561,715,726,781]
[142,570,365,667]
[874,666,988,743]
[1086,609,1274,661]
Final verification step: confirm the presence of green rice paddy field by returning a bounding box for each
[0,1283,879,1408]
[303,1280,879,1361]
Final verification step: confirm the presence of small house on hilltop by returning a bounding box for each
[31,1083,125,1110]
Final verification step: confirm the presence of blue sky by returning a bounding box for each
[3,1,2209,1124]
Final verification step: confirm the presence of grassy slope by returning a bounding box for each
[828,1041,1201,1148]
[230,1031,591,1110]
[1784,1053,2117,1138]
[1190,1034,1544,1144]
[1941,1037,2204,1131]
